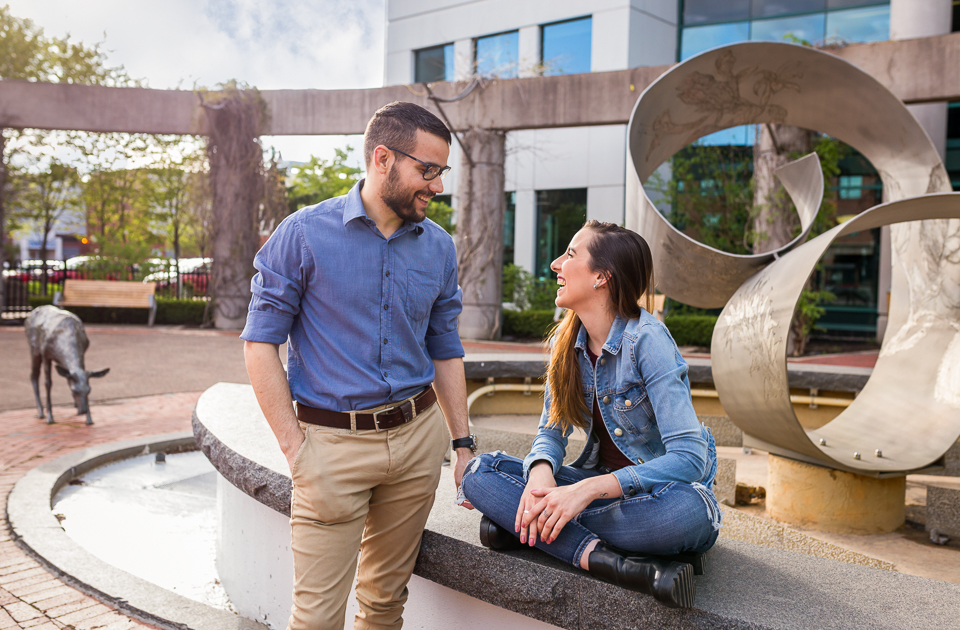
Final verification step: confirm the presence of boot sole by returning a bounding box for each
[655,562,696,609]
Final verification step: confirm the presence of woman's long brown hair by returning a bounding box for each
[545,221,655,433]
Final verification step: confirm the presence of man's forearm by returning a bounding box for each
[244,340,303,459]
[432,357,470,441]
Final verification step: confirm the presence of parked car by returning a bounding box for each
[142,258,212,297]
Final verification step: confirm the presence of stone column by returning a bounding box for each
[454,128,506,340]
[202,90,264,330]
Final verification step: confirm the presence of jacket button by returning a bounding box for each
[614,428,623,437]
[637,458,644,464]
[600,357,606,366]
[624,399,632,407]
[602,396,610,404]
[629,489,636,496]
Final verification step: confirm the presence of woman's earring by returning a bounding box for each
[593,281,601,290]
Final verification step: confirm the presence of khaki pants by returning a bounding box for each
[287,400,449,630]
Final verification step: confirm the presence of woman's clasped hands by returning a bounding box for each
[516,461,605,546]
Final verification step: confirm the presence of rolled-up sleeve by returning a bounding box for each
[240,215,311,345]
[424,242,464,360]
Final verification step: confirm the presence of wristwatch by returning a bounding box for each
[452,434,479,455]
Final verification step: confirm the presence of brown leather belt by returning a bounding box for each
[296,385,437,432]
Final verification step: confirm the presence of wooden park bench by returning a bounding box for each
[54,279,158,326]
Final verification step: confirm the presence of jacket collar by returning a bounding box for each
[573,313,628,356]
[342,179,424,236]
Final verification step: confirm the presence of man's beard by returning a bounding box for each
[381,164,431,223]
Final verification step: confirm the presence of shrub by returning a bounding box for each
[503,309,555,341]
[502,264,558,310]
[664,315,718,347]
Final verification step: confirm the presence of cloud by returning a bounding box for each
[4,0,385,90]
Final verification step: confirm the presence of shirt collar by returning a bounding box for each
[573,313,628,355]
[342,179,424,236]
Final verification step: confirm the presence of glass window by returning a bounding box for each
[696,125,756,146]
[504,191,516,268]
[751,0,826,19]
[826,5,889,43]
[680,21,750,60]
[828,0,886,8]
[838,175,863,199]
[541,16,592,76]
[683,0,751,26]
[476,31,519,78]
[948,103,960,142]
[415,44,454,83]
[751,13,825,43]
[535,189,587,279]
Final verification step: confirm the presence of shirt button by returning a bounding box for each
[384,304,389,311]
[624,399,632,407]
[614,428,623,437]
[385,271,390,277]
[602,396,610,404]
[383,372,389,378]
[600,358,606,366]
[383,338,388,344]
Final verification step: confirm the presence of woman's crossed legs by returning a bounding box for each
[461,452,717,568]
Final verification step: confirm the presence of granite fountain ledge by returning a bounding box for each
[462,354,872,393]
[195,382,960,630]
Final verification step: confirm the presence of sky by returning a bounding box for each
[5,0,386,166]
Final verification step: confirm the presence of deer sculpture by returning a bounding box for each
[25,305,109,425]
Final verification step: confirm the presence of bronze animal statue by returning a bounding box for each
[25,305,109,425]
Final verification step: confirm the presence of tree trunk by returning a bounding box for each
[752,124,814,254]
[454,128,506,340]
[203,90,264,330]
[0,131,6,314]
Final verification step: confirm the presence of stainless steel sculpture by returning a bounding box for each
[25,305,110,425]
[626,42,960,475]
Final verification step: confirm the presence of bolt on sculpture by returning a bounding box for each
[626,42,960,476]
[25,305,110,425]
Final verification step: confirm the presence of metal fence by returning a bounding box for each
[1,260,210,321]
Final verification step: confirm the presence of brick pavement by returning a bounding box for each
[0,392,197,629]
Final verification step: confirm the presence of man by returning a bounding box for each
[241,101,476,630]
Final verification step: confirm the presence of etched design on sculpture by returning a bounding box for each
[719,277,784,401]
[883,217,960,407]
[647,50,803,160]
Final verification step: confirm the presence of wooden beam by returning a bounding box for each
[1,33,958,136]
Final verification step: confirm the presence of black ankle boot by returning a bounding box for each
[479,515,523,551]
[587,542,695,609]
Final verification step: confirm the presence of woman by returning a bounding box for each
[461,221,720,609]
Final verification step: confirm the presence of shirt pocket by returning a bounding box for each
[613,384,654,436]
[404,269,440,322]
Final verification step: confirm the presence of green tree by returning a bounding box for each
[425,198,455,234]
[286,148,362,213]
[11,159,83,294]
[1,5,135,309]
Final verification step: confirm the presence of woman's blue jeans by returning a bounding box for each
[461,452,720,568]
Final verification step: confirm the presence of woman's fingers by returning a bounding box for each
[542,512,571,544]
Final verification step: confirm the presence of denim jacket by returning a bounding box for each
[523,311,718,500]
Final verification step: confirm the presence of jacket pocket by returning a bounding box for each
[613,385,653,435]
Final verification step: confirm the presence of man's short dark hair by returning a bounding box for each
[364,102,452,166]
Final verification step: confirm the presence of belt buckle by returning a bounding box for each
[371,407,388,432]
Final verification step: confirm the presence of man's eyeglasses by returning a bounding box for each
[386,147,451,181]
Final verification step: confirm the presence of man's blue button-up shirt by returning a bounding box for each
[239,180,464,412]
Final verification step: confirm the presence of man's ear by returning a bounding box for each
[373,145,391,175]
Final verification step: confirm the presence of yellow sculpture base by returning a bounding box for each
[767,454,905,534]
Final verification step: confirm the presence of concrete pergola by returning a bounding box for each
[2,33,958,332]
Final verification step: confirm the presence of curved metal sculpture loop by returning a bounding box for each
[626,42,960,475]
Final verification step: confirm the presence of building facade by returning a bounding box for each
[384,0,960,337]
